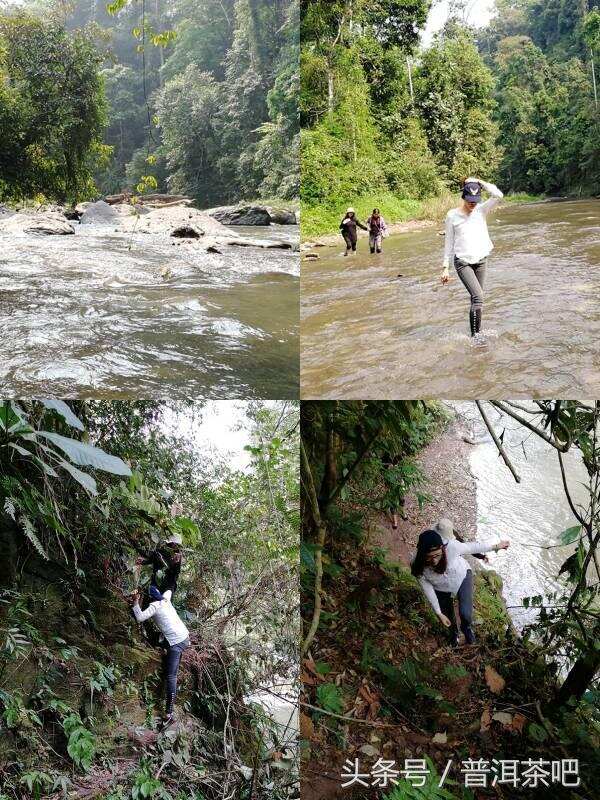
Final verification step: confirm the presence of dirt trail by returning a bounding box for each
[372,415,478,564]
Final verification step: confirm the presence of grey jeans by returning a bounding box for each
[454,256,487,311]
[165,637,190,714]
[369,232,383,252]
[435,570,473,639]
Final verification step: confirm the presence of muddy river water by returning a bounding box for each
[456,403,590,631]
[301,200,600,398]
[0,224,299,398]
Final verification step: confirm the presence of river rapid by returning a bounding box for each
[301,200,600,399]
[0,223,299,398]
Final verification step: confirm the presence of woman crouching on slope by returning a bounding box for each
[411,529,509,647]
[441,177,503,337]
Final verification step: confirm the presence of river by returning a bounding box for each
[455,403,590,631]
[301,200,600,398]
[0,224,299,398]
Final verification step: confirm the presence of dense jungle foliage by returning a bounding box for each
[0,400,299,799]
[300,401,600,800]
[300,0,600,235]
[0,0,299,205]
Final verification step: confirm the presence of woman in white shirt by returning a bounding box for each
[411,529,510,646]
[440,177,504,337]
[131,585,191,726]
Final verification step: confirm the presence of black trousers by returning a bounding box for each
[434,570,473,640]
[164,637,190,715]
[342,230,357,251]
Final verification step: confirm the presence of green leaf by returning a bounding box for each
[37,432,132,476]
[316,683,343,714]
[38,400,84,431]
[528,722,548,742]
[58,461,98,495]
[559,525,581,545]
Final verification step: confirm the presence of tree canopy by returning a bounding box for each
[0,13,106,202]
[0,0,299,205]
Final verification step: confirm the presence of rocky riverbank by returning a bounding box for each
[0,200,298,251]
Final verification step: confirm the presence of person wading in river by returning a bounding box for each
[366,208,387,254]
[129,585,191,728]
[411,528,510,646]
[441,177,504,337]
[340,207,368,256]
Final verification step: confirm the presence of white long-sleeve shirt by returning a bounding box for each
[443,181,503,268]
[416,539,499,615]
[133,589,190,646]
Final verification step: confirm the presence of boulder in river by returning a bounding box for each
[265,207,298,225]
[0,211,74,235]
[171,223,204,238]
[121,205,231,238]
[80,200,120,225]
[206,204,272,226]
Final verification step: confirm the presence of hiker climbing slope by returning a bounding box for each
[411,528,509,647]
[130,585,190,728]
[340,207,368,255]
[441,177,503,337]
[134,533,183,596]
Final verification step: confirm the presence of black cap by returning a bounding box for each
[462,181,482,203]
[417,529,444,552]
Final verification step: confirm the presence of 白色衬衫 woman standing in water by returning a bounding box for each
[441,178,504,337]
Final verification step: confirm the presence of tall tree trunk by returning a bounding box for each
[557,649,600,707]
[592,49,598,111]
[318,409,338,512]
[156,0,164,86]
[301,440,326,656]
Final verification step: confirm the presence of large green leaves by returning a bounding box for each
[39,399,84,431]
[1,400,131,496]
[37,432,131,477]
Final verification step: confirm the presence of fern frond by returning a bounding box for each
[3,498,16,520]
[19,517,48,560]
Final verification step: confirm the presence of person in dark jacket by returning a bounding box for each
[135,534,183,596]
[340,207,367,255]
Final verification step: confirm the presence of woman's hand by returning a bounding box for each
[495,540,510,551]
[129,590,140,606]
[441,267,450,284]
[437,612,452,627]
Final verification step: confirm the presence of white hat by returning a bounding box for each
[165,533,182,546]
[346,207,355,214]
[433,518,454,538]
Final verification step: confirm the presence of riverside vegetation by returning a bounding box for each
[300,0,600,238]
[0,0,299,209]
[300,401,600,799]
[0,400,299,800]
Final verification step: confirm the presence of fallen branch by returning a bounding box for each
[475,401,521,483]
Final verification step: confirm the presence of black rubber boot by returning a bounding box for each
[475,308,482,335]
[469,309,476,337]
